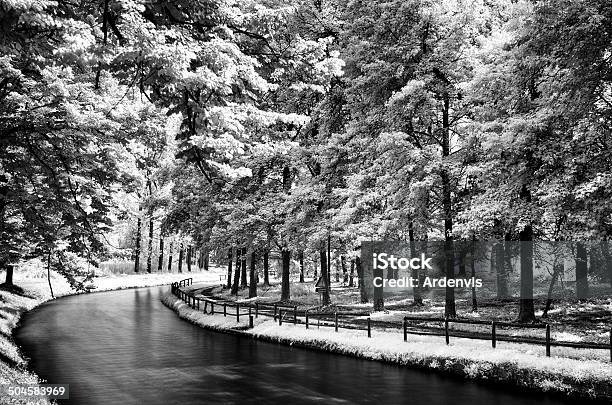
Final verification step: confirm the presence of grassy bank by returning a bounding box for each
[162,291,612,402]
[0,268,223,405]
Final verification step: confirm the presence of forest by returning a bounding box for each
[1,0,612,324]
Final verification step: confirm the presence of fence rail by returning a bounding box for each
[170,279,612,362]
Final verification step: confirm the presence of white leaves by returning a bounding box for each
[209,161,253,180]
[388,80,428,106]
[574,173,612,201]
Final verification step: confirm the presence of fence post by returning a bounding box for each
[294,306,297,324]
[335,311,338,332]
[249,315,254,328]
[274,304,278,321]
[279,310,283,326]
[546,324,551,357]
[223,303,227,317]
[249,306,252,320]
[236,304,240,323]
[492,321,496,348]
[211,302,214,314]
[255,303,259,318]
[444,317,449,345]
[305,310,309,329]
[367,317,371,338]
[403,318,407,342]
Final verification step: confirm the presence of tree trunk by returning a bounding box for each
[4,264,14,286]
[319,248,331,305]
[355,256,368,303]
[281,249,291,301]
[167,241,173,272]
[299,251,305,283]
[46,251,54,299]
[204,248,209,271]
[372,245,385,311]
[441,92,456,318]
[327,235,332,286]
[197,248,204,269]
[187,245,192,272]
[341,255,348,284]
[495,241,508,298]
[146,218,153,273]
[457,245,466,277]
[348,258,355,287]
[543,255,563,317]
[158,237,164,272]
[226,248,233,289]
[231,248,241,295]
[178,244,184,273]
[601,241,612,288]
[517,186,536,323]
[314,255,318,278]
[470,240,477,312]
[263,250,270,286]
[199,247,209,271]
[575,242,589,299]
[249,252,257,298]
[240,247,247,288]
[134,216,141,273]
[409,222,422,305]
[280,165,292,300]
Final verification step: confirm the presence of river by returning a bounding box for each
[15,286,582,404]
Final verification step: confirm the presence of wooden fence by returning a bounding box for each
[171,279,612,362]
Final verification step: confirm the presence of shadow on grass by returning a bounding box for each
[0,283,37,299]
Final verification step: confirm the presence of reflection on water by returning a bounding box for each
[16,287,581,404]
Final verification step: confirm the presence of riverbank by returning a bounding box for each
[162,291,612,402]
[0,269,222,405]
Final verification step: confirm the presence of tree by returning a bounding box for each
[575,242,589,299]
[249,251,257,298]
[226,248,233,289]
[231,247,241,295]
[0,0,165,290]
[517,186,536,323]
